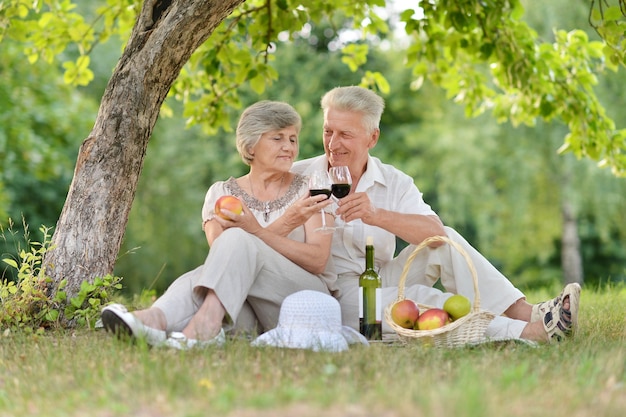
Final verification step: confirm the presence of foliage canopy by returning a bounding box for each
[1,0,625,175]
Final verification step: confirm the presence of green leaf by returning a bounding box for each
[45,309,59,321]
[2,259,18,269]
[79,280,96,293]
[510,0,525,21]
[372,71,390,94]
[604,6,624,22]
[54,291,67,302]
[249,73,266,94]
[341,44,369,72]
[71,296,84,308]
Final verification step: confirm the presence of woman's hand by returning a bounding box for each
[266,193,334,236]
[213,204,263,235]
[259,193,335,275]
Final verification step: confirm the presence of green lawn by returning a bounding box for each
[1,285,624,417]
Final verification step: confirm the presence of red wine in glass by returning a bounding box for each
[329,166,352,201]
[308,170,335,233]
[310,189,332,199]
[331,183,350,199]
[328,166,352,229]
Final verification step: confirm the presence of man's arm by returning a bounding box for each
[336,192,446,245]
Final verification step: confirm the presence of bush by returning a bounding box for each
[0,222,122,332]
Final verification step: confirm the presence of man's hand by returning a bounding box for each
[335,192,377,224]
[336,192,446,246]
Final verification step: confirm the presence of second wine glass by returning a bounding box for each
[329,166,352,200]
[328,166,352,229]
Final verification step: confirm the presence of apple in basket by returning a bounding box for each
[443,294,471,321]
[415,308,450,330]
[390,299,420,329]
[215,195,243,220]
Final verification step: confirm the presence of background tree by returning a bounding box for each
[0,39,96,279]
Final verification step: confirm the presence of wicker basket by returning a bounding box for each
[384,235,495,348]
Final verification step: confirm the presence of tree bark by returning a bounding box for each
[561,200,584,285]
[44,0,245,302]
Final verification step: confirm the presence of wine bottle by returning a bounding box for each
[359,236,382,340]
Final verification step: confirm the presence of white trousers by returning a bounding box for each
[337,227,528,339]
[152,228,330,334]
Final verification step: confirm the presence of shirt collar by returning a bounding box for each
[355,155,386,192]
[303,154,387,191]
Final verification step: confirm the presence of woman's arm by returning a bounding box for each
[203,218,224,247]
[251,207,334,275]
[207,195,334,274]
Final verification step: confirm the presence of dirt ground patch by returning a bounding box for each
[229,404,414,417]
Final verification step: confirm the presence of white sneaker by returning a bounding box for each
[163,329,226,350]
[101,303,167,346]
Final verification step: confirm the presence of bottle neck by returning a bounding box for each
[365,245,375,271]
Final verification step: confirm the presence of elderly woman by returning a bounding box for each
[102,101,337,349]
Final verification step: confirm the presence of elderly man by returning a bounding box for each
[291,86,579,343]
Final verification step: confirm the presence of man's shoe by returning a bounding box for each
[530,283,581,342]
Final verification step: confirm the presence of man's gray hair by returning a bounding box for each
[320,86,385,134]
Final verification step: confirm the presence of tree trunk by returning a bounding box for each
[44,0,245,303]
[561,200,584,285]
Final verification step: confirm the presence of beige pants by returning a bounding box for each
[337,227,527,339]
[153,228,330,334]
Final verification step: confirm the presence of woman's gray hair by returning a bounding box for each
[236,101,302,165]
[320,86,385,134]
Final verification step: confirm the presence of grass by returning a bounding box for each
[1,285,625,417]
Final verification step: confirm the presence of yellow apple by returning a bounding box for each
[443,294,471,321]
[214,195,243,220]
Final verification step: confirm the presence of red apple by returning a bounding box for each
[214,195,243,220]
[390,299,420,329]
[415,308,450,330]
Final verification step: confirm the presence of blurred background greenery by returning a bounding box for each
[1,0,624,297]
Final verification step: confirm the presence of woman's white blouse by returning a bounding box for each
[201,174,309,243]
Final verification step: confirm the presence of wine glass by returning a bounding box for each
[329,166,352,228]
[308,170,335,234]
[329,166,352,200]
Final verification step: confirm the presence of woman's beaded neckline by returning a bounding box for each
[223,175,306,222]
[248,174,285,222]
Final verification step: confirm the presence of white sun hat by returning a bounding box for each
[252,290,369,352]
